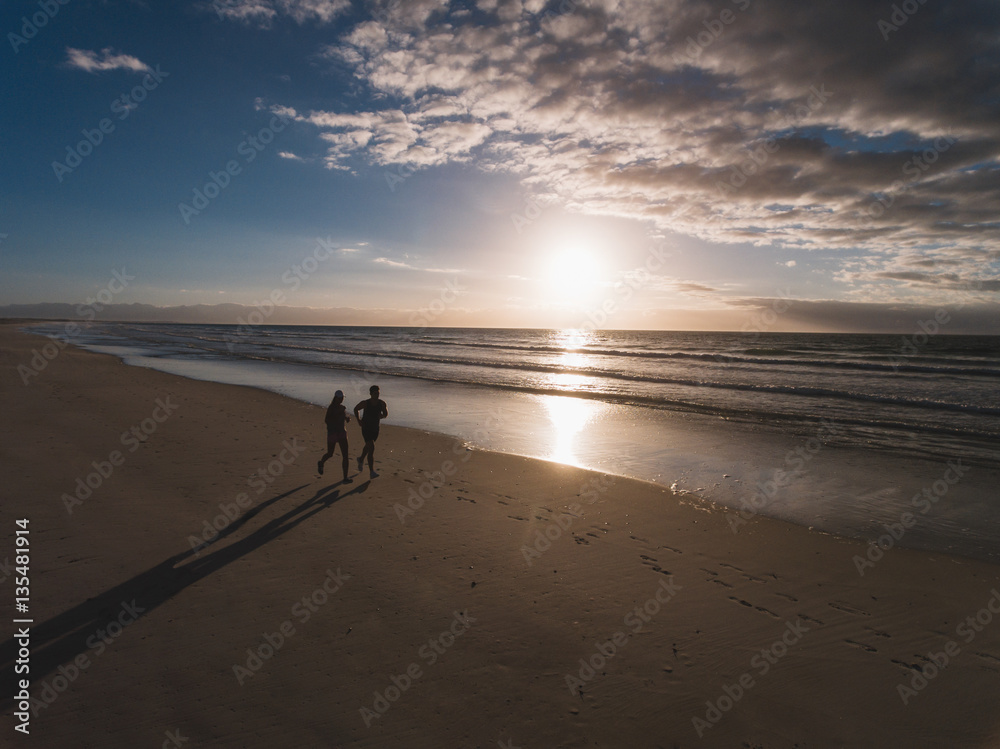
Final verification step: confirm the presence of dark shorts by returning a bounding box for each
[362,425,380,443]
[327,430,347,445]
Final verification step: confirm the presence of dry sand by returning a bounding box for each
[3,323,1000,748]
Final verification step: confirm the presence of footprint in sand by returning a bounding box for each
[864,626,892,639]
[776,592,799,602]
[640,556,672,576]
[845,639,878,653]
[975,652,1000,666]
[659,544,683,555]
[799,613,825,626]
[726,594,777,618]
[507,515,529,522]
[829,601,871,617]
[711,579,734,589]
[890,658,921,673]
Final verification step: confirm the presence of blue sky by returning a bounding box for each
[2,0,998,331]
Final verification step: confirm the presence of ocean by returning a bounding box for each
[26,322,1000,562]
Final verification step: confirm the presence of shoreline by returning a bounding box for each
[4,323,1000,747]
[17,320,1000,565]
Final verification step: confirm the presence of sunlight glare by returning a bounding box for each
[540,236,606,305]
[541,393,607,466]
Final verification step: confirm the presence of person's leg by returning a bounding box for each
[318,436,335,474]
[338,435,351,482]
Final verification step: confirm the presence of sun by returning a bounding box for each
[541,245,605,304]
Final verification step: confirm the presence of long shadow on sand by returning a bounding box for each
[0,478,371,693]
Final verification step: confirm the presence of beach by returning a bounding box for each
[4,322,1000,748]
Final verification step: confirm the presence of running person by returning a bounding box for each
[318,390,353,483]
[354,385,388,479]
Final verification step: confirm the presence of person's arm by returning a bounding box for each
[379,399,388,419]
[353,401,364,421]
[325,403,336,427]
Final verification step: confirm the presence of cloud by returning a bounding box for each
[65,48,151,74]
[277,151,305,161]
[207,0,350,27]
[373,257,464,274]
[276,0,1000,304]
[667,279,721,297]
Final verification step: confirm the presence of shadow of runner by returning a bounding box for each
[0,478,371,695]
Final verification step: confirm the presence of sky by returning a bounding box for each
[1,0,998,332]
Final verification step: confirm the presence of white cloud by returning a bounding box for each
[65,48,151,74]
[373,257,464,274]
[207,0,349,27]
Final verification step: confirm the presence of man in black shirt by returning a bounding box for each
[354,385,388,479]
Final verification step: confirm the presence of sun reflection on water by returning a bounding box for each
[541,329,608,465]
[542,393,608,467]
